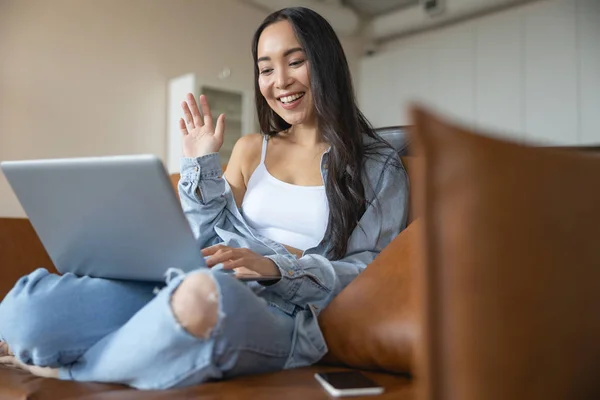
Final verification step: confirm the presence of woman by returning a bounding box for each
[0,7,408,389]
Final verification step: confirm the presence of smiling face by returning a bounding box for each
[256,20,315,128]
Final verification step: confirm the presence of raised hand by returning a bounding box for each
[180,93,225,158]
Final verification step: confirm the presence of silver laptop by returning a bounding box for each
[1,155,206,282]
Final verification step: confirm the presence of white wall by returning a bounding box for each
[0,0,365,217]
[359,0,600,146]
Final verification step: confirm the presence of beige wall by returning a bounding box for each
[0,0,365,217]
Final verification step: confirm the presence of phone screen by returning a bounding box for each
[316,371,381,390]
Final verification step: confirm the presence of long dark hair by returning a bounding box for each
[252,7,389,260]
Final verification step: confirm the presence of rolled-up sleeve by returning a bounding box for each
[178,154,228,248]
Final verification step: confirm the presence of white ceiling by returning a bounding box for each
[341,0,418,18]
[241,0,531,41]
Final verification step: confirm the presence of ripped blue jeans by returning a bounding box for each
[0,268,297,389]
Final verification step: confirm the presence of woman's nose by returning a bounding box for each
[275,69,293,89]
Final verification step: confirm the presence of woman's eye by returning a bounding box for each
[259,68,273,75]
[290,60,305,67]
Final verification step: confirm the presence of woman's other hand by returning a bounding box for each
[180,93,225,158]
[202,245,281,278]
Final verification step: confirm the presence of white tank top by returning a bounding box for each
[241,136,329,251]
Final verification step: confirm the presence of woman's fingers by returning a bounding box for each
[214,113,225,143]
[201,246,269,275]
[221,257,250,270]
[206,249,237,267]
[180,100,195,129]
[179,118,188,136]
[201,244,229,257]
[185,93,204,128]
[199,95,213,128]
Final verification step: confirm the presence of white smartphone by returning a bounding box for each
[314,371,385,397]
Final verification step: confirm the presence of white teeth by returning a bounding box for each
[280,93,304,104]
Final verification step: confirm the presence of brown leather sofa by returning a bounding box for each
[3,108,600,400]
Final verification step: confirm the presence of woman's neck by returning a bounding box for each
[284,122,325,148]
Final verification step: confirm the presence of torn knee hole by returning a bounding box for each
[193,289,219,339]
[170,274,220,339]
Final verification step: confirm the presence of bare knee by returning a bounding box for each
[170,273,219,339]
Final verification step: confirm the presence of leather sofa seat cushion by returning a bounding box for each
[0,365,414,399]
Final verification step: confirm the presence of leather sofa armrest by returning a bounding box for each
[0,218,56,301]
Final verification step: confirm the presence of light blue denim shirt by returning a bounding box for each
[178,137,409,368]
